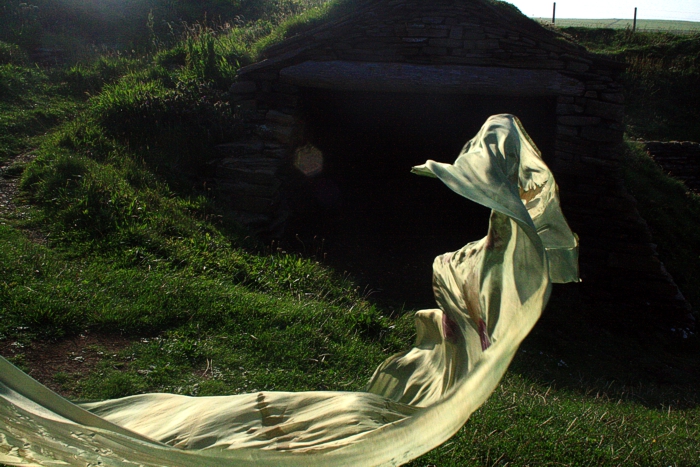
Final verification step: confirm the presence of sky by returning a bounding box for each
[505,0,700,22]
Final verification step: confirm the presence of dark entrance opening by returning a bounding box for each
[285,88,557,308]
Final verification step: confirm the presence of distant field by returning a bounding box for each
[534,18,700,33]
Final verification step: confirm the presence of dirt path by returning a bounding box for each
[1,152,138,397]
[0,151,36,220]
[0,334,135,398]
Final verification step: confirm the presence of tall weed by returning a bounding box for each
[61,55,140,95]
[0,1,42,50]
[182,24,237,86]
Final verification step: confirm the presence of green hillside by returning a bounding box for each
[536,18,700,33]
[0,2,699,466]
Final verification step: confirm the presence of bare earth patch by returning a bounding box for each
[0,151,48,245]
[0,152,35,217]
[3,153,138,398]
[0,334,136,398]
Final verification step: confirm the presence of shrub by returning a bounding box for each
[0,1,42,50]
[0,40,28,65]
[61,55,139,95]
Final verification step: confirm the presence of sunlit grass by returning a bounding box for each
[408,369,700,466]
[1,6,699,466]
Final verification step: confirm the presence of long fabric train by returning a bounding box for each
[0,114,578,467]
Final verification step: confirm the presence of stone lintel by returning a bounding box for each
[278,60,585,96]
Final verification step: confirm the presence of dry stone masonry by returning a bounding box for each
[212,0,693,329]
[645,141,700,193]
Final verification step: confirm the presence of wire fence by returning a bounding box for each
[533,18,700,34]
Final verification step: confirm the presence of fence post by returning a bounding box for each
[552,2,556,24]
[633,7,637,32]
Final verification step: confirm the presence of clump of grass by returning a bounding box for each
[0,63,45,102]
[58,71,239,174]
[183,24,237,86]
[61,55,140,95]
[22,151,163,242]
[211,19,278,68]
[155,22,242,85]
[249,0,356,59]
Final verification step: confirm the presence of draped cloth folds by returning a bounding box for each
[0,114,578,467]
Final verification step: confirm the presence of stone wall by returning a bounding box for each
[209,0,693,329]
[645,141,700,193]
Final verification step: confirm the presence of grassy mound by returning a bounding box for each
[0,5,699,466]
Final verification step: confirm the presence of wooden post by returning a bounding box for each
[552,2,556,24]
[633,7,637,32]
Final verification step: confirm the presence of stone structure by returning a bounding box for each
[211,0,693,328]
[30,48,67,66]
[645,141,700,193]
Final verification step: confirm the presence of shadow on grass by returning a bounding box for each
[509,285,700,410]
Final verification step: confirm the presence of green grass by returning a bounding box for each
[246,0,356,59]
[0,62,77,163]
[563,28,700,142]
[1,5,700,466]
[0,44,140,164]
[407,371,699,466]
[0,220,408,395]
[0,0,331,58]
[538,18,700,33]
[621,142,700,310]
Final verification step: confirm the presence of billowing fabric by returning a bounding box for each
[0,114,578,467]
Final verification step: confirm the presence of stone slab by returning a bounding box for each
[279,60,585,96]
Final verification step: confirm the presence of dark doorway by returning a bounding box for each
[284,88,557,308]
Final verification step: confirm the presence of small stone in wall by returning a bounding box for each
[229,81,257,94]
[294,145,324,177]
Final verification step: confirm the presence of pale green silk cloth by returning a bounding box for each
[0,114,578,466]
